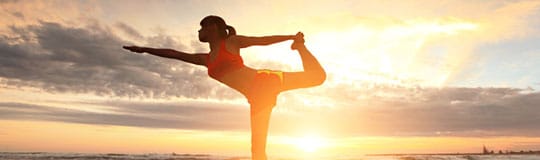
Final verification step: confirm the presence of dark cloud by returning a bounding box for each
[10,11,24,19]
[0,101,249,131]
[0,21,241,99]
[170,84,540,136]
[271,85,540,137]
[0,86,539,137]
[0,0,19,4]
[114,22,144,41]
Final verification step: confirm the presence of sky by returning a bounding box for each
[1,0,540,158]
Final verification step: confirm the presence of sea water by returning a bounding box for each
[0,152,539,160]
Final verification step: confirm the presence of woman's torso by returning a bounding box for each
[206,39,256,96]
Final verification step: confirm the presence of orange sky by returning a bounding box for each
[1,0,540,158]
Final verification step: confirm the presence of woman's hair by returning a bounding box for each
[200,15,236,38]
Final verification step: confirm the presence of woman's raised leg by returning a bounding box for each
[281,37,326,92]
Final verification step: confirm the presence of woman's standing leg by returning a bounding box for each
[250,104,273,160]
[247,71,282,160]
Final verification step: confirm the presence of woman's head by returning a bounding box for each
[198,15,236,42]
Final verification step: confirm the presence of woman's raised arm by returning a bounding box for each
[231,34,300,48]
[123,46,207,66]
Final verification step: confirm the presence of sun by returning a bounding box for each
[293,135,327,153]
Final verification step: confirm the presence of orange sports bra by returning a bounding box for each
[206,41,245,79]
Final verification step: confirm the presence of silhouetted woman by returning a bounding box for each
[123,15,326,160]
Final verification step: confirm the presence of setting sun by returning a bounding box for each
[293,135,327,153]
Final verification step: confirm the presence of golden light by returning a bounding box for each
[306,20,478,87]
[293,135,327,153]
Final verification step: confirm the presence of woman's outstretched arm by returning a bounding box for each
[123,46,207,66]
[231,34,295,48]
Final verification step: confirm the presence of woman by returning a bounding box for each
[123,15,326,160]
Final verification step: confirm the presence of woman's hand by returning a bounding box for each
[291,32,305,50]
[122,45,146,53]
[294,32,304,41]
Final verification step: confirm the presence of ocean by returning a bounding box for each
[0,152,539,160]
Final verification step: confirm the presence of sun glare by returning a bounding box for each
[307,20,478,87]
[293,135,327,153]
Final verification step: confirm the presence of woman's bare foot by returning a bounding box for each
[291,32,305,50]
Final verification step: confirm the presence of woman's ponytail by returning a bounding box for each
[201,15,236,38]
[226,25,236,37]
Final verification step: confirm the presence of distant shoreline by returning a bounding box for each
[366,152,540,156]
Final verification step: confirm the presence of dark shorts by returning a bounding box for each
[246,70,283,113]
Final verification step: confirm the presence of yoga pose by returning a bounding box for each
[123,15,326,160]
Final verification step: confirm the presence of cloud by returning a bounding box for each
[0,101,249,131]
[1,1,540,138]
[273,0,540,87]
[0,0,101,29]
[114,22,144,41]
[0,0,19,4]
[3,1,538,99]
[289,85,540,137]
[9,11,24,19]
[2,86,540,138]
[0,21,241,99]
[0,85,539,137]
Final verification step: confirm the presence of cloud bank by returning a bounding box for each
[0,21,241,99]
[1,86,539,137]
[0,101,249,131]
